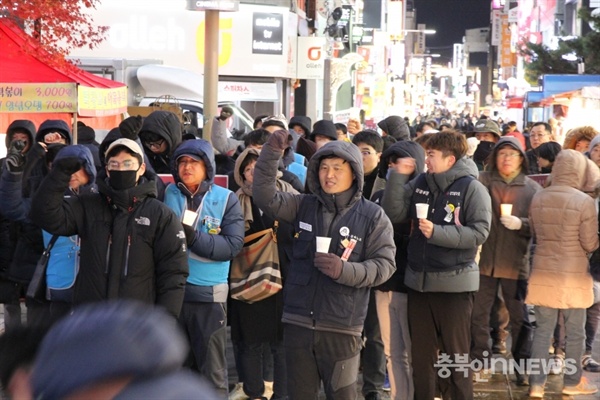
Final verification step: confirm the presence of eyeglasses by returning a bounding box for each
[497,152,521,159]
[107,160,138,171]
[145,138,165,149]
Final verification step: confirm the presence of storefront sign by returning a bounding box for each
[186,0,238,11]
[252,12,284,55]
[0,83,77,113]
[78,86,128,116]
[218,81,278,101]
[296,36,325,79]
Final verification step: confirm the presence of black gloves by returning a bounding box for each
[119,116,143,140]
[266,129,292,152]
[314,253,343,280]
[5,153,25,173]
[182,224,196,247]
[53,156,82,175]
[218,106,234,121]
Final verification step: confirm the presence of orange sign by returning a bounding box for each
[500,15,516,67]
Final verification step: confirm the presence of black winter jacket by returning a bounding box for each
[30,169,189,317]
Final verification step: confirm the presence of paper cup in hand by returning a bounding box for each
[316,236,332,253]
[182,210,199,226]
[415,203,429,219]
[500,204,513,217]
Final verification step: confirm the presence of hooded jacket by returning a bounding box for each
[371,141,425,293]
[377,116,410,141]
[165,139,244,303]
[527,149,599,309]
[42,146,97,297]
[382,157,491,292]
[36,120,72,144]
[288,115,312,150]
[139,111,182,174]
[478,137,542,280]
[30,152,189,317]
[5,119,36,148]
[253,140,396,336]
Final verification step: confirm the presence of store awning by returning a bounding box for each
[506,96,524,109]
[540,85,600,106]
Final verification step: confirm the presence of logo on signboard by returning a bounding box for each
[197,18,233,66]
[308,46,322,61]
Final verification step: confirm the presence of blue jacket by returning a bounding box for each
[166,139,244,303]
[0,145,96,285]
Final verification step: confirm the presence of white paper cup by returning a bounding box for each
[182,209,199,226]
[415,203,429,219]
[500,204,513,217]
[316,236,332,253]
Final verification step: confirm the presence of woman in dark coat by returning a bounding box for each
[230,148,297,400]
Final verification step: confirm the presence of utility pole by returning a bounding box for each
[185,0,239,141]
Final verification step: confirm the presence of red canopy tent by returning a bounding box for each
[0,19,127,141]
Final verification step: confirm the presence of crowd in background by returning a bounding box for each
[0,106,599,400]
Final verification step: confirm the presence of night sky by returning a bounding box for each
[413,0,491,61]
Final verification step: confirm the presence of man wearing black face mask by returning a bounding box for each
[30,138,189,318]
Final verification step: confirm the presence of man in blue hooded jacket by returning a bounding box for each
[164,139,244,397]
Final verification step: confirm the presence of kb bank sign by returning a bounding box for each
[296,37,326,80]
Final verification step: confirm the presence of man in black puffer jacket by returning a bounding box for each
[31,139,189,317]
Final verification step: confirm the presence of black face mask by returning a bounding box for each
[109,170,139,190]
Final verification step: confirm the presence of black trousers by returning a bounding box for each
[408,289,474,400]
[284,324,362,400]
[586,301,600,353]
[361,289,386,396]
[471,276,533,363]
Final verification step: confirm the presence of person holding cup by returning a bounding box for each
[472,136,542,386]
[252,131,396,399]
[381,130,492,400]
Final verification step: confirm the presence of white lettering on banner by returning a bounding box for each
[255,17,281,28]
[252,40,283,51]
[109,16,185,51]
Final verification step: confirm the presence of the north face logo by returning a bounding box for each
[135,217,150,226]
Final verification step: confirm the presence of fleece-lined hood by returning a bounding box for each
[378,140,425,179]
[307,140,364,201]
[54,145,97,189]
[170,139,215,188]
[6,119,36,148]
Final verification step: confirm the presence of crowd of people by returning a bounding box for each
[0,108,599,400]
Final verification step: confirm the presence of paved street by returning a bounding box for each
[3,304,600,399]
